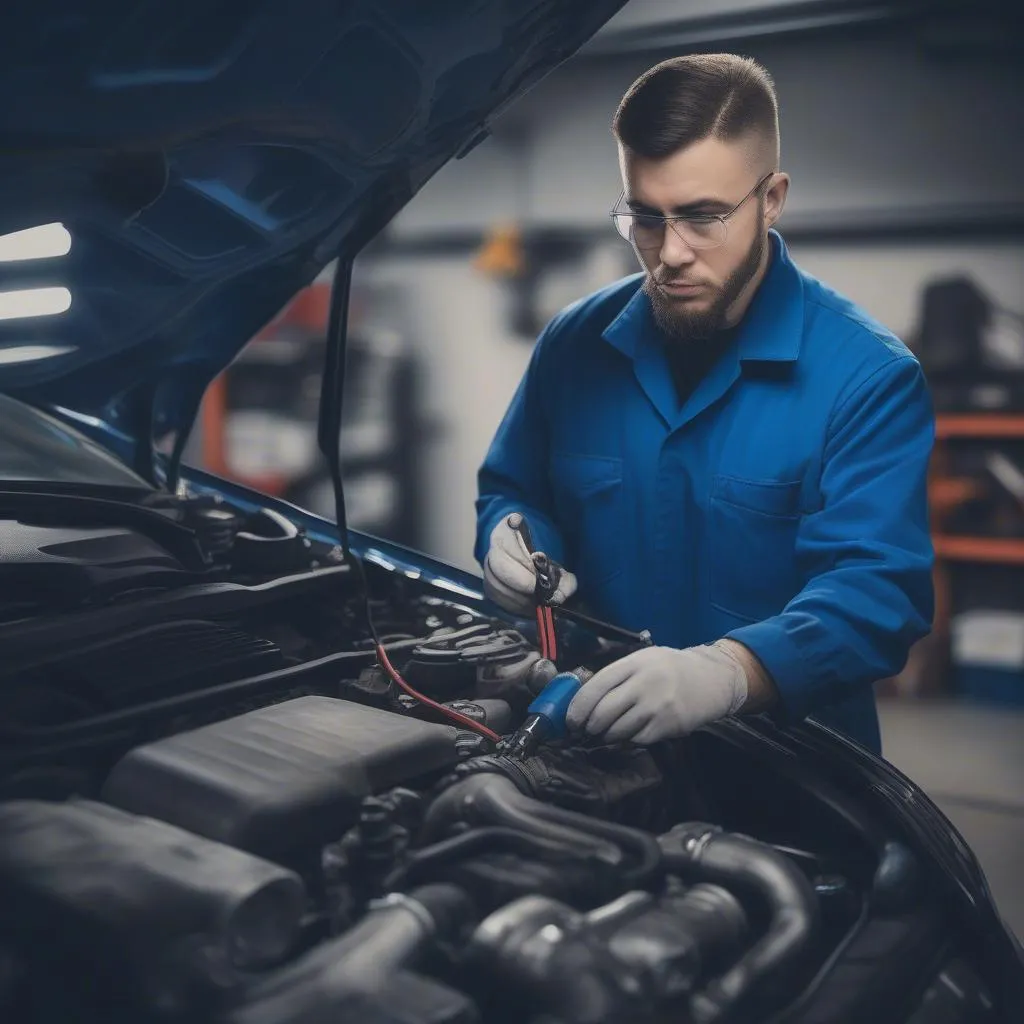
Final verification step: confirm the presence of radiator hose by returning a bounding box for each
[227,884,472,1024]
[659,823,820,1023]
[420,770,663,887]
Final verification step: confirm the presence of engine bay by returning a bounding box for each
[0,489,1004,1023]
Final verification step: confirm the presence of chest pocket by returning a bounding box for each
[550,452,625,592]
[708,474,805,623]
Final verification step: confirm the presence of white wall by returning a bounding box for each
[363,257,538,572]
[393,134,530,235]
[397,28,1024,233]
[788,241,1024,341]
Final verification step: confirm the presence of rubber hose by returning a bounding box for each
[659,824,820,1023]
[327,898,434,982]
[228,884,471,1024]
[421,774,624,868]
[455,757,663,886]
[706,724,917,911]
[524,800,663,888]
[386,827,586,890]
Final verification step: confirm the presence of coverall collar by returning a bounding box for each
[601,230,804,429]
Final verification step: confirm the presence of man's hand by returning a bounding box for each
[565,640,772,744]
[482,515,577,615]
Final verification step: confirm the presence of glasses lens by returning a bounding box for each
[612,213,726,250]
[672,218,727,249]
[612,212,637,243]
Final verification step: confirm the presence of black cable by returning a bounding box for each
[319,258,354,559]
[0,647,379,746]
[0,614,509,753]
[763,902,871,1024]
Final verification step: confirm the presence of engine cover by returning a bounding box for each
[0,520,187,618]
[101,697,461,864]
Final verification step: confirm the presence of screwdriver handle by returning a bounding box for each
[506,512,536,555]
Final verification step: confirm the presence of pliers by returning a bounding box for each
[506,512,560,663]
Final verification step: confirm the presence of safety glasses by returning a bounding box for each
[611,171,775,251]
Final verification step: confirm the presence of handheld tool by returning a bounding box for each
[506,512,562,601]
[506,513,654,643]
[503,667,593,759]
[506,512,562,662]
[553,605,653,648]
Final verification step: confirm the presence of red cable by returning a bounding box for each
[376,643,502,744]
[535,605,557,663]
[543,606,557,663]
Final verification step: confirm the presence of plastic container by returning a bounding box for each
[951,609,1024,706]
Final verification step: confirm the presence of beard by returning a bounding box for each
[643,218,766,344]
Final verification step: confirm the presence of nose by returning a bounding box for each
[658,223,697,268]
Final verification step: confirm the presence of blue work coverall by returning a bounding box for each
[475,230,935,753]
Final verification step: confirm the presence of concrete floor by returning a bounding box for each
[878,698,1024,942]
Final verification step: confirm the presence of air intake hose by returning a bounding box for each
[0,799,307,1016]
[227,884,472,1024]
[428,758,662,886]
[421,772,625,867]
[659,823,820,1023]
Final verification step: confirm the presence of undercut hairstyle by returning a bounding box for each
[612,53,779,167]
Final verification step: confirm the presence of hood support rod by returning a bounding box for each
[318,258,353,556]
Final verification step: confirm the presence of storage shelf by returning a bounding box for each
[934,535,1024,565]
[935,415,1024,440]
[929,477,984,509]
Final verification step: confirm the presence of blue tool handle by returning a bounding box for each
[526,670,589,739]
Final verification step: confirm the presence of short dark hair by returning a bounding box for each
[612,53,779,163]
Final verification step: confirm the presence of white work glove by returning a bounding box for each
[565,641,749,745]
[482,514,577,615]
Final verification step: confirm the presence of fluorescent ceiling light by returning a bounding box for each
[0,287,72,321]
[0,222,72,262]
[0,344,76,365]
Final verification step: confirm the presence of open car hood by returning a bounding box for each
[0,0,628,481]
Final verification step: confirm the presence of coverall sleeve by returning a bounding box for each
[474,325,567,569]
[724,354,935,722]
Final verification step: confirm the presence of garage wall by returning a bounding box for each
[787,241,1024,343]
[396,28,1024,233]
[369,22,1024,570]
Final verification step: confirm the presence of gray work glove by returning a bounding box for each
[565,641,749,744]
[482,514,577,615]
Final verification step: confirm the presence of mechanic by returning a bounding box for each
[474,53,934,755]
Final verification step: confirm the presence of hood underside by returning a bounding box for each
[0,0,628,477]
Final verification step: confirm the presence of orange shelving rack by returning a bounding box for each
[927,413,1024,654]
[930,413,1024,565]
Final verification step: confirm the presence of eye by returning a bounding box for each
[633,214,663,231]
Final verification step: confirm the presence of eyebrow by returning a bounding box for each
[626,196,732,216]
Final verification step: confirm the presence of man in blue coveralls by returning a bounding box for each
[474,53,934,755]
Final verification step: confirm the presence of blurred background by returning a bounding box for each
[184,1,1024,936]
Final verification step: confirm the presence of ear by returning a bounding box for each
[763,173,790,228]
